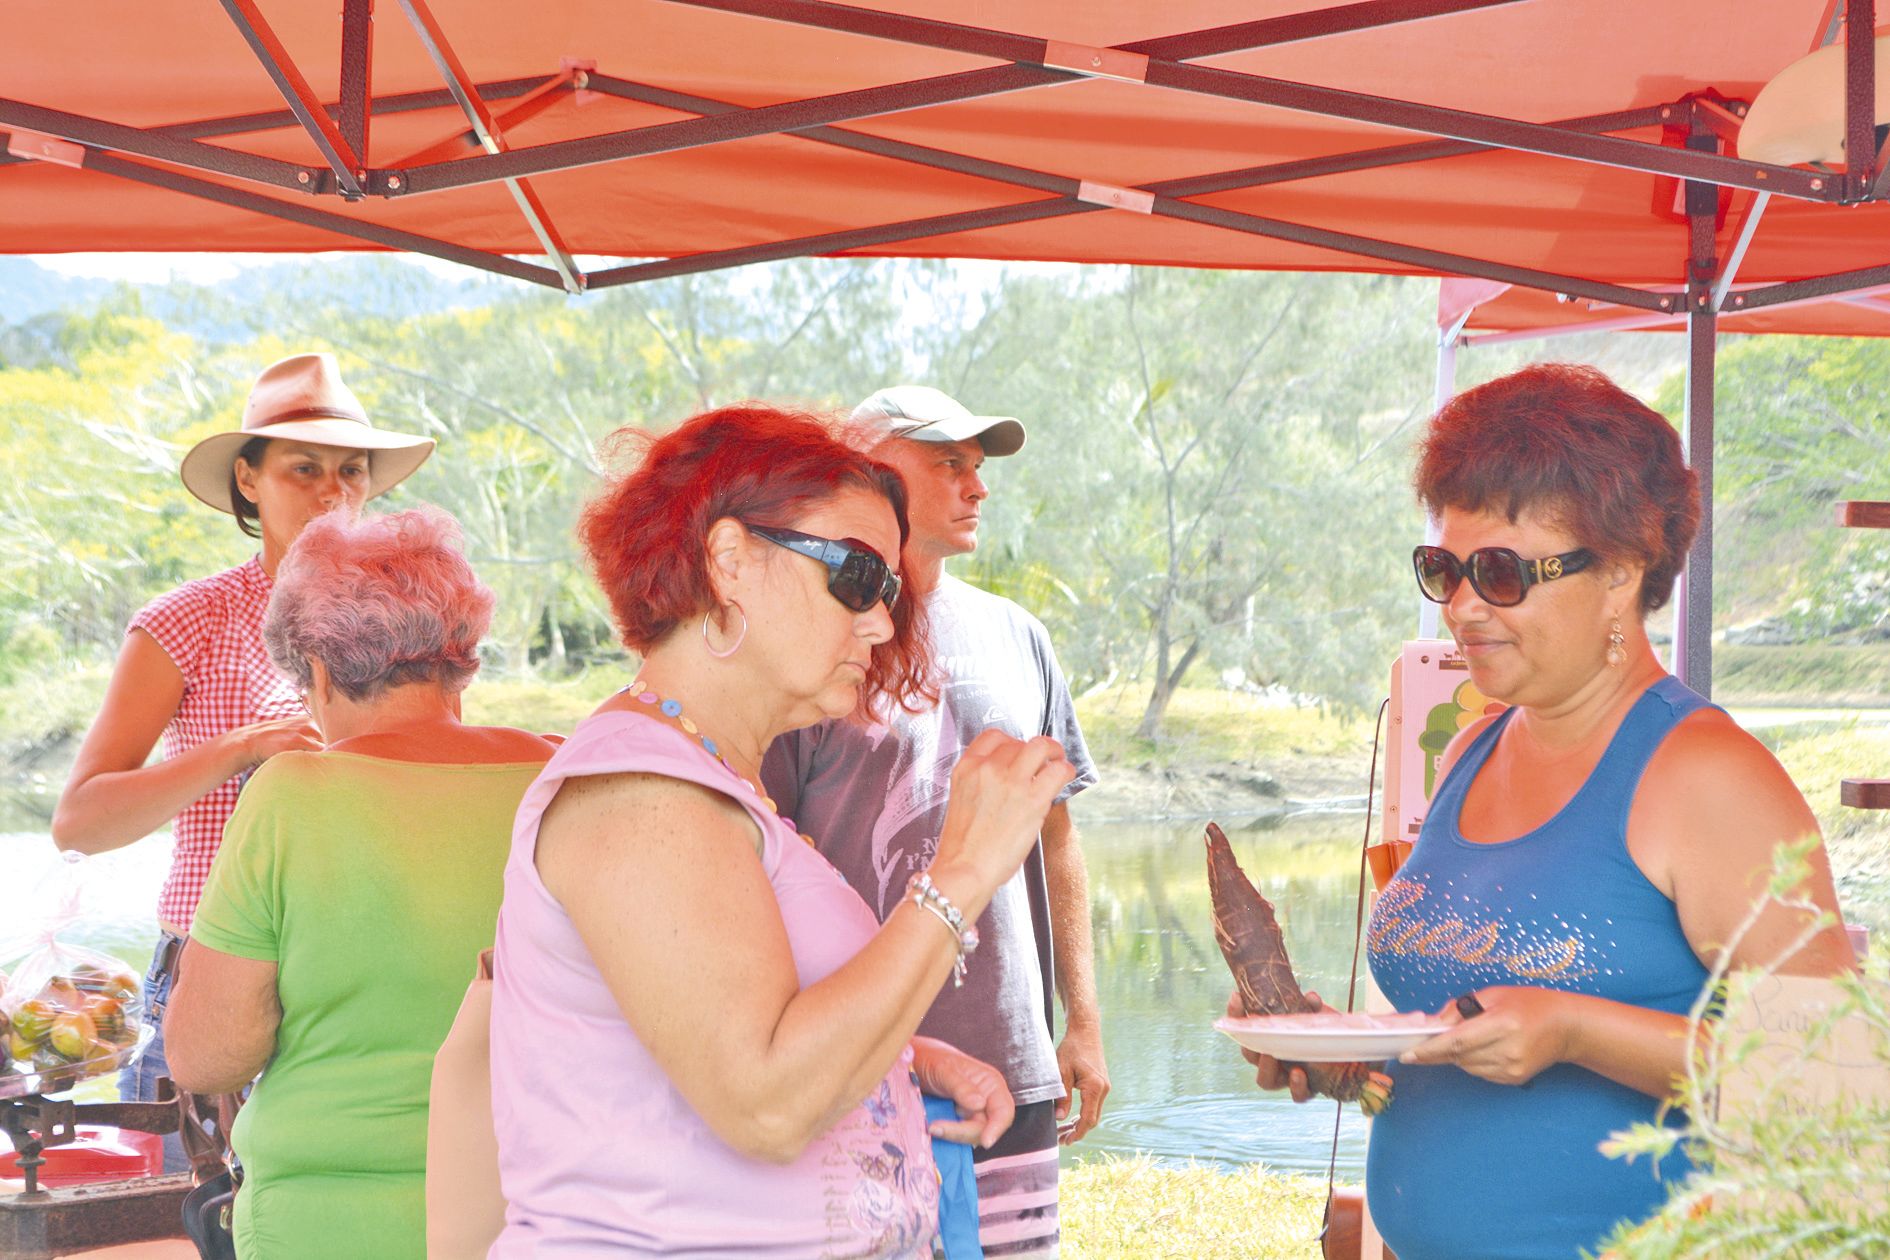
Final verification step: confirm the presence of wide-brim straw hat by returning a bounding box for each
[179,353,436,514]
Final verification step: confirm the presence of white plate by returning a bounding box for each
[1214,1012,1449,1062]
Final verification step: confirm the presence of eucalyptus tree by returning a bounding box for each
[923,266,1436,735]
[268,259,920,671]
[1653,335,1890,639]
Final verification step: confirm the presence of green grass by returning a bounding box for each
[0,662,112,758]
[1760,719,1890,940]
[1062,1156,1333,1259]
[1716,642,1890,706]
[458,666,626,734]
[1076,684,1376,770]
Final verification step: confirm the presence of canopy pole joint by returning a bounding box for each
[4,128,85,169]
[1076,180,1153,213]
[1040,40,1148,83]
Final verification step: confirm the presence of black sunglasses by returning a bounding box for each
[1412,544,1596,608]
[748,524,901,613]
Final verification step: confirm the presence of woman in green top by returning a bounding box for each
[165,505,555,1260]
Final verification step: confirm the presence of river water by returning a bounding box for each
[1,814,1371,1177]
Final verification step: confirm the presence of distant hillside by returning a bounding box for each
[0,254,520,356]
[0,258,112,323]
[210,256,513,320]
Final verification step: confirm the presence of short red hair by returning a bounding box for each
[1415,364,1699,615]
[579,404,934,717]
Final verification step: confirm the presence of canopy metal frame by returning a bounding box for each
[1430,0,1879,693]
[4,0,1887,692]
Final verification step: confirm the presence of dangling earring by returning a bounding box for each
[702,603,748,659]
[1606,617,1626,668]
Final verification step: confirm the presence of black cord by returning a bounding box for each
[1343,697,1392,1015]
[1320,695,1391,1243]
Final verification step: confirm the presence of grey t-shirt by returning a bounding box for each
[761,575,1098,1105]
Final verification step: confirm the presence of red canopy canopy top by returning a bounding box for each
[2,0,1884,308]
[5,0,1889,692]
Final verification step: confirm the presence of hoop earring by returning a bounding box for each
[703,603,747,659]
[1606,617,1626,668]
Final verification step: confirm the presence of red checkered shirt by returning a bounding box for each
[128,556,301,930]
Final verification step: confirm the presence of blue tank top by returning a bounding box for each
[1365,676,1712,1260]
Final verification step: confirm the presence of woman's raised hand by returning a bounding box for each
[229,715,324,769]
[932,730,1075,893]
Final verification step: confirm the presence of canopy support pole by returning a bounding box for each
[1712,192,1770,311]
[0,97,320,191]
[1418,309,1471,640]
[394,0,585,292]
[1846,0,1878,203]
[389,1,1524,196]
[217,0,365,197]
[339,0,374,163]
[136,78,552,143]
[593,71,1666,203]
[1842,293,1890,315]
[1731,261,1890,311]
[1676,112,1721,695]
[578,77,1676,310]
[73,149,565,288]
[667,0,1841,204]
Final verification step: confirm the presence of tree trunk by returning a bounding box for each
[544,586,568,674]
[1135,638,1200,740]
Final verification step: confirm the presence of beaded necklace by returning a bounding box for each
[621,678,817,848]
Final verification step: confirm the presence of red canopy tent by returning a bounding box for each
[4,0,1888,692]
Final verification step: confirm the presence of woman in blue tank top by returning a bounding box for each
[1242,365,1856,1259]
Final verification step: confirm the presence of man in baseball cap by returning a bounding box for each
[766,386,1108,1258]
[850,384,1027,457]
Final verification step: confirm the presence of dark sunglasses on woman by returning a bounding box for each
[1412,544,1595,608]
[748,524,902,613]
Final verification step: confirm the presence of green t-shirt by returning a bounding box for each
[191,750,541,1260]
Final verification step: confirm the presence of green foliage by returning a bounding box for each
[8,263,1890,738]
[0,307,256,658]
[1652,336,1890,634]
[1757,720,1890,942]
[1599,842,1890,1260]
[923,267,1435,729]
[1076,683,1376,770]
[0,663,110,757]
[457,668,626,734]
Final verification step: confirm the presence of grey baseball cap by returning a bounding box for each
[850,385,1026,457]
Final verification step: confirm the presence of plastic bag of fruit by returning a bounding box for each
[0,866,147,1095]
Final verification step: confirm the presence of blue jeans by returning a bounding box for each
[119,931,190,1174]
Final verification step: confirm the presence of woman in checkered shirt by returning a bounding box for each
[50,353,433,1159]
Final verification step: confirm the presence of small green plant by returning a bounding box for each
[1599,839,1890,1259]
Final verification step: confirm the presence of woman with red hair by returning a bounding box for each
[1241,364,1855,1259]
[487,405,1072,1257]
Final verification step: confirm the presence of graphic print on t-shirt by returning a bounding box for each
[863,672,1021,917]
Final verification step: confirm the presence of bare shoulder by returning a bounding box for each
[1631,705,1820,895]
[535,770,766,908]
[467,724,560,762]
[541,770,760,852]
[1642,706,1799,801]
[1437,712,1502,783]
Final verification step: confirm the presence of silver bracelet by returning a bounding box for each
[907,871,979,988]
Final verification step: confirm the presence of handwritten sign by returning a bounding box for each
[1712,973,1890,1217]
[1717,973,1890,1115]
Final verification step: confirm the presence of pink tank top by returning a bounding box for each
[488,710,939,1258]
